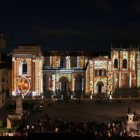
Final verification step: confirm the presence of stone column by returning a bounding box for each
[73,77,75,93]
[82,78,84,91]
[33,60,35,92]
[106,70,108,76]
[102,70,104,76]
[119,71,121,88]
[66,57,68,68]
[50,56,52,67]
[129,72,131,88]
[69,58,71,68]
[59,57,60,67]
[77,56,79,68]
[97,70,99,76]
[52,74,55,92]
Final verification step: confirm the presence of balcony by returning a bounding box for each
[2,78,5,82]
[60,68,72,71]
[73,67,86,70]
[42,66,60,70]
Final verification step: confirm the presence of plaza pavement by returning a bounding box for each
[1,97,140,133]
[1,98,140,121]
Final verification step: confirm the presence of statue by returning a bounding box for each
[128,107,132,114]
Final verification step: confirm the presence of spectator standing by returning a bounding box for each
[37,119,40,126]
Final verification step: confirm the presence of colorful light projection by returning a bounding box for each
[86,57,113,95]
[18,77,30,95]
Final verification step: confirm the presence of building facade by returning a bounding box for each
[12,46,43,97]
[11,45,140,98]
[0,68,6,108]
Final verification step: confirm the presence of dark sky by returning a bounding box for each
[0,0,140,52]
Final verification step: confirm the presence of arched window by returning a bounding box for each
[114,59,118,69]
[22,60,28,74]
[123,59,127,69]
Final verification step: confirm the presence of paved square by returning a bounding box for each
[1,99,140,126]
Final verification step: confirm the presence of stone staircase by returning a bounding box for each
[113,88,139,98]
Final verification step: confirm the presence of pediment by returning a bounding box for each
[90,55,111,62]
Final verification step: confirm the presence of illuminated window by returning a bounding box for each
[123,59,127,69]
[22,60,28,74]
[114,59,118,69]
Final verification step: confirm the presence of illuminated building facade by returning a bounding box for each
[12,45,140,97]
[42,51,87,94]
[86,47,140,97]
[12,46,43,97]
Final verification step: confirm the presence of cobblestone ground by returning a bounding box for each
[1,99,140,125]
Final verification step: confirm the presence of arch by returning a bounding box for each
[123,59,127,69]
[75,73,82,91]
[59,76,69,91]
[74,73,84,78]
[114,59,118,69]
[97,81,104,93]
[22,60,28,74]
[97,81,104,86]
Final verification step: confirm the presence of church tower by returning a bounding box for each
[0,32,6,53]
[12,45,43,97]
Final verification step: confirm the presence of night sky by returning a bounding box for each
[0,0,140,52]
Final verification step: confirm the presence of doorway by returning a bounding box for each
[97,81,104,93]
[59,77,69,91]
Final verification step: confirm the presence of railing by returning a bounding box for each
[42,66,86,71]
[73,67,86,70]
[2,89,5,93]
[60,68,72,71]
[42,66,60,70]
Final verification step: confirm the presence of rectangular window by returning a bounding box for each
[6,80,8,83]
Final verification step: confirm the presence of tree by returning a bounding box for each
[0,121,4,127]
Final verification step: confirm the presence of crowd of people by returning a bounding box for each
[26,113,139,137]
[0,105,139,137]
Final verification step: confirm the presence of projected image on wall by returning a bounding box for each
[18,77,30,94]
